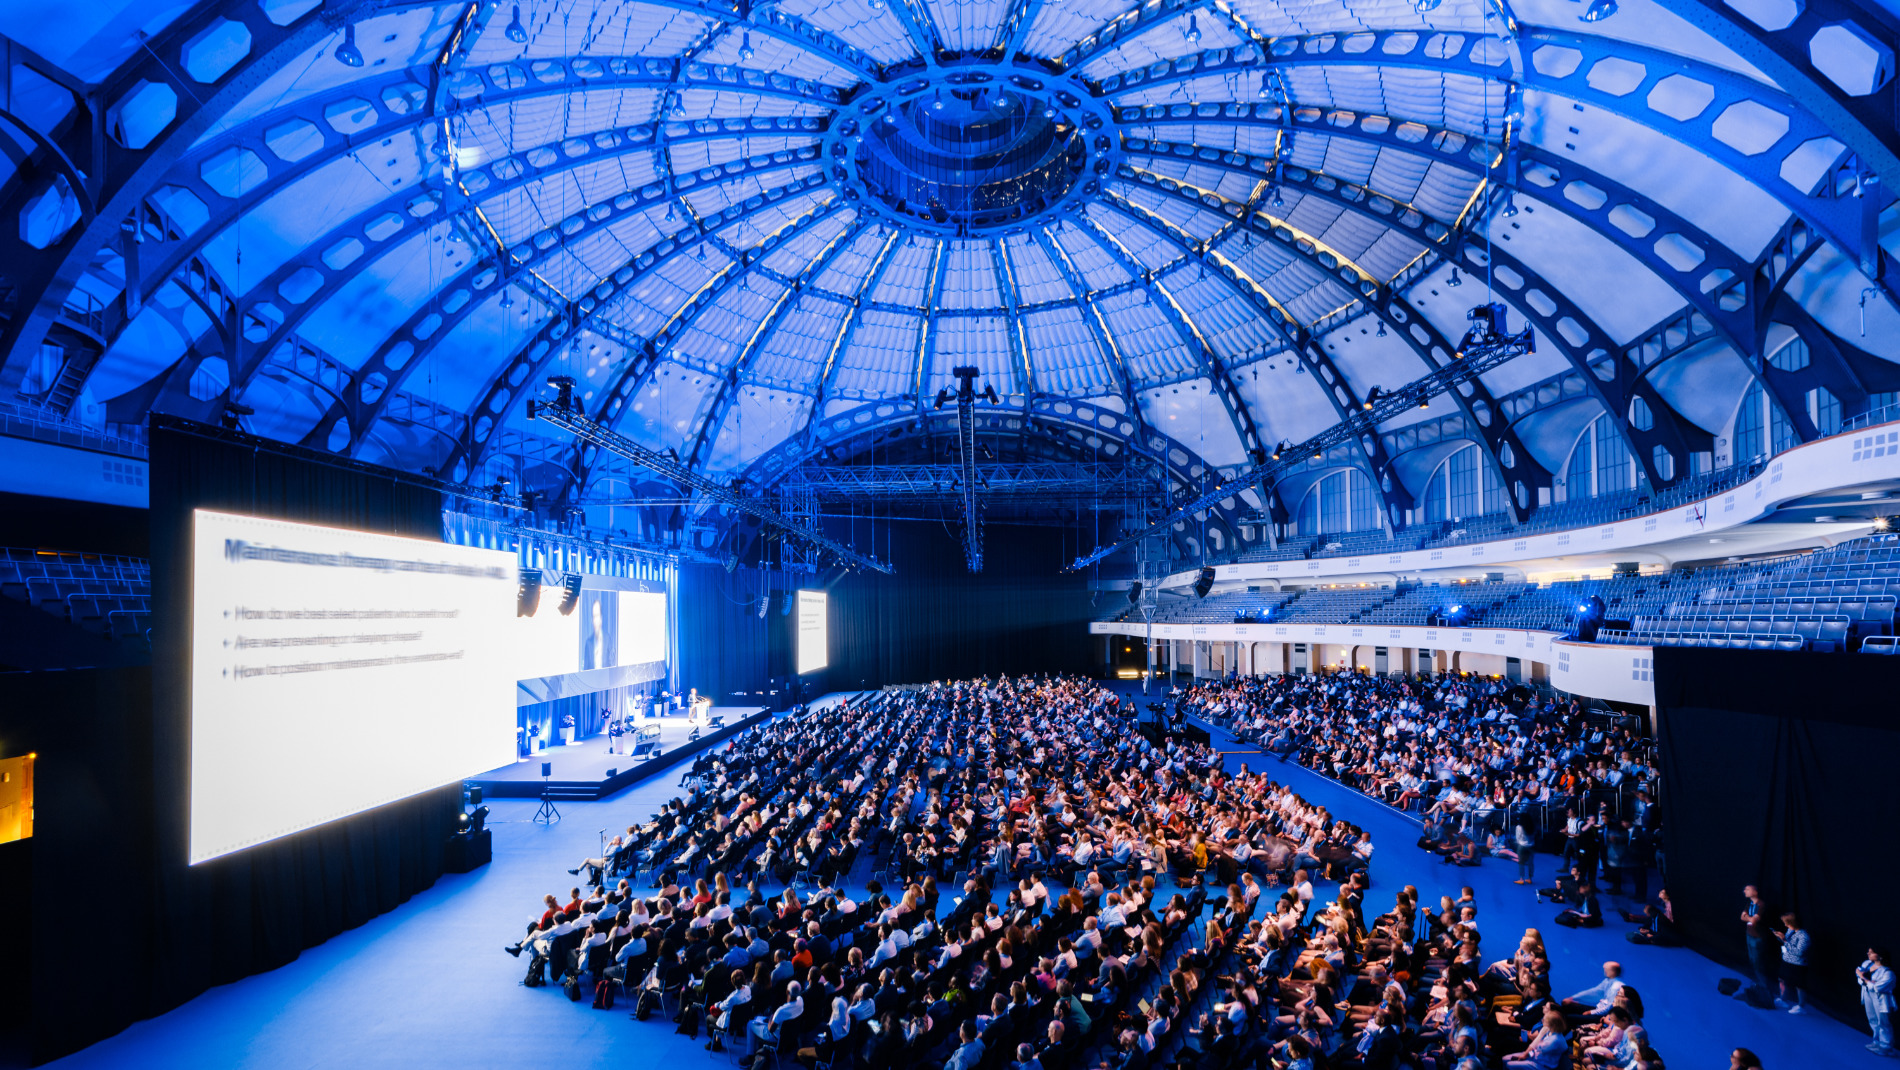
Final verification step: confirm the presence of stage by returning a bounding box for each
[468,706,767,801]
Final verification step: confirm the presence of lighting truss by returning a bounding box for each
[1068,303,1536,570]
[529,377,892,574]
[780,461,1156,502]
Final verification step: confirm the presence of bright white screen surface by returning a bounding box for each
[796,589,827,674]
[617,591,667,666]
[512,594,582,681]
[190,510,517,865]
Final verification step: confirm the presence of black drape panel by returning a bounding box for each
[820,519,1093,689]
[1654,645,1900,1022]
[676,562,771,703]
[15,417,468,1066]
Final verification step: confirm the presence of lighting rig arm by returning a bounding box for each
[1067,303,1535,570]
[933,365,997,573]
[530,376,894,574]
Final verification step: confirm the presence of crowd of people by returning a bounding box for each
[490,673,1813,1069]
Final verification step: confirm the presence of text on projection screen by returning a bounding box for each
[797,589,827,674]
[190,510,517,865]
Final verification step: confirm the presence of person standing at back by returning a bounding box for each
[1858,947,1896,1056]
[1774,912,1811,1014]
[1738,885,1776,1005]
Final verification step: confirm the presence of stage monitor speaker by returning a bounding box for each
[1192,566,1216,598]
[604,768,617,778]
[540,761,552,778]
[464,783,483,806]
[517,568,542,617]
[557,570,583,615]
[1127,581,1142,605]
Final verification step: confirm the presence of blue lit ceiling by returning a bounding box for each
[2,0,1899,537]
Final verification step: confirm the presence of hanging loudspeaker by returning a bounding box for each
[1126,581,1142,605]
[517,568,542,617]
[757,593,770,619]
[1193,566,1216,598]
[780,592,796,616]
[557,571,583,615]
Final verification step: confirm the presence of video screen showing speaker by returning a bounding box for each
[616,590,667,666]
[189,510,518,865]
[796,589,827,674]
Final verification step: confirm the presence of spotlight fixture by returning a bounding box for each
[1447,268,1462,287]
[670,93,687,118]
[334,23,364,67]
[1258,73,1272,100]
[505,3,529,44]
[739,31,754,61]
[1376,321,1387,338]
[1363,386,1384,411]
[1184,13,1201,43]
[1271,441,1287,460]
[1413,0,1443,11]
[1580,0,1617,21]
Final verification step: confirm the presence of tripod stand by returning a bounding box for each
[533,764,561,824]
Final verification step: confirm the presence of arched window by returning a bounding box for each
[1292,469,1382,535]
[1556,416,1640,501]
[1730,381,1798,466]
[1422,443,1506,522]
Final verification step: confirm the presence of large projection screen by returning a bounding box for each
[796,589,827,674]
[190,510,518,865]
[617,590,668,666]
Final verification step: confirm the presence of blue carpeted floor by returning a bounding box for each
[40,689,1881,1070]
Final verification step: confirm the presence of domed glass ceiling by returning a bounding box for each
[2,0,1898,549]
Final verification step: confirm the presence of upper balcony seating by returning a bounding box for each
[0,547,152,640]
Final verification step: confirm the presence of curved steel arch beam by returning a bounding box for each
[1087,193,1414,524]
[437,183,838,482]
[1081,29,1887,296]
[297,154,824,457]
[985,238,1035,398]
[1669,0,1900,197]
[1065,213,1265,464]
[1104,174,1547,520]
[673,215,876,481]
[169,121,826,416]
[1122,148,1708,492]
[0,0,382,395]
[814,231,906,410]
[1028,227,1149,434]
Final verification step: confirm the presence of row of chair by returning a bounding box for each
[1596,629,1807,651]
[1670,596,1895,624]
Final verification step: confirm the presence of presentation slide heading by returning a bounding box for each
[222,539,511,581]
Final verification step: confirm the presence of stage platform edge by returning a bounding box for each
[468,706,770,801]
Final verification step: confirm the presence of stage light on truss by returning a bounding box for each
[505,3,529,43]
[334,23,364,67]
[739,32,755,61]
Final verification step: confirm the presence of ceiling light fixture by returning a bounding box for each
[1580,0,1618,21]
[739,32,755,61]
[334,23,365,67]
[1448,268,1462,286]
[1413,0,1443,11]
[670,93,687,118]
[1258,73,1272,100]
[1184,14,1201,43]
[505,3,529,44]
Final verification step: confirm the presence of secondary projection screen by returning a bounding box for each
[189,510,518,865]
[618,590,668,666]
[796,589,827,674]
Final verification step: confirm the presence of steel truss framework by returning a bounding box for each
[2,0,1897,565]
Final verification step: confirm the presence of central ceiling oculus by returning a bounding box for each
[834,70,1109,234]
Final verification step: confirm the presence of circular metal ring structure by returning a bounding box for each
[824,61,1120,236]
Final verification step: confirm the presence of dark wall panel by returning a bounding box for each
[1654,646,1900,1022]
[820,519,1094,690]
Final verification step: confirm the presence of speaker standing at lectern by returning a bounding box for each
[687,688,712,726]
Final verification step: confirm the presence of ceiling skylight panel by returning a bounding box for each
[831,310,916,398]
[1309,210,1390,264]
[927,0,1007,52]
[714,190,833,253]
[1438,74,1505,138]
[612,252,720,336]
[1116,183,1223,245]
[1410,161,1480,223]
[749,295,846,387]
[798,223,877,293]
[870,240,934,306]
[1225,0,1323,35]
[669,136,820,172]
[1355,229,1428,280]
[1006,236,1071,306]
[1366,146,1433,204]
[674,89,821,121]
[1051,224,1133,291]
[1023,3,1122,57]
[675,276,786,369]
[1080,16,1245,83]
[531,229,631,294]
[768,0,918,65]
[1138,122,1281,158]
[695,30,859,89]
[1099,290,1194,383]
[1315,137,1380,186]
[1115,72,1253,110]
[488,2,714,61]
[1177,279,1283,360]
[939,243,1001,311]
[1087,205,1181,273]
[1024,306,1112,395]
[206,9,460,137]
[1306,67,1390,117]
[931,315,1011,388]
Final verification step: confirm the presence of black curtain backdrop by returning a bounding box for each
[677,561,772,705]
[1654,646,1900,1023]
[818,519,1094,690]
[4,417,463,1065]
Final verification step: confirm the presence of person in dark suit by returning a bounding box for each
[1338,1007,1402,1070]
[1555,883,1603,928]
